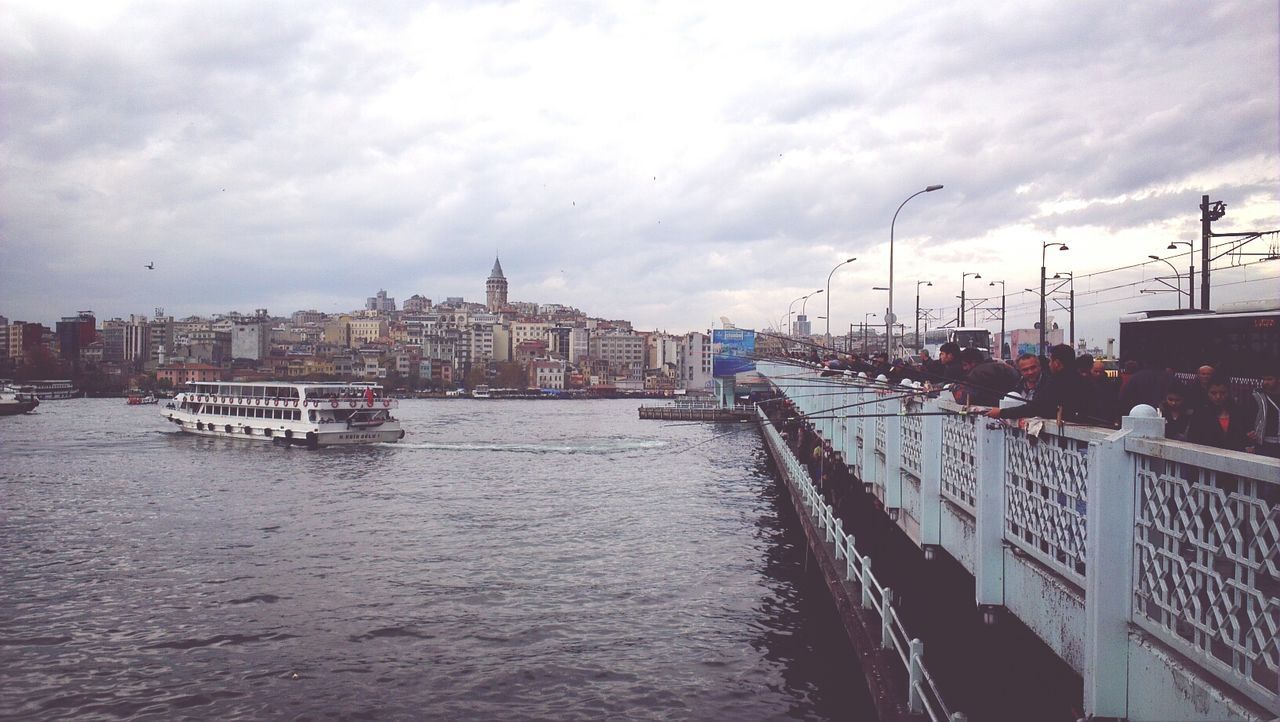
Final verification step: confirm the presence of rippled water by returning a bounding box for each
[1,398,872,720]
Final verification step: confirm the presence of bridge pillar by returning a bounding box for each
[974,416,1006,613]
[714,377,735,409]
[861,391,877,492]
[919,405,943,554]
[1083,410,1163,719]
[884,392,903,515]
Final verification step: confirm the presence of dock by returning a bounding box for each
[638,402,755,421]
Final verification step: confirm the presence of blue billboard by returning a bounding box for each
[712,329,756,377]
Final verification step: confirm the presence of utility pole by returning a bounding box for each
[1201,194,1211,311]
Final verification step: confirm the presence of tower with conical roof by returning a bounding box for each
[486,256,508,311]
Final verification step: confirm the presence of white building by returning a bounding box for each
[679,331,713,392]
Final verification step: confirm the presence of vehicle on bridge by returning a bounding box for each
[1119,300,1279,383]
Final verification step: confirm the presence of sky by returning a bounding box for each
[2,0,1277,349]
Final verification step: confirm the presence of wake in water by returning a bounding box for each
[393,437,667,455]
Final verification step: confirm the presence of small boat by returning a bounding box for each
[126,390,159,405]
[0,385,40,415]
[472,385,493,399]
[162,381,405,447]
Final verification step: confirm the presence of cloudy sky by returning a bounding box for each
[3,0,1277,347]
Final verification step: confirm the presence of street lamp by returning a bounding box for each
[1166,241,1195,309]
[787,291,819,337]
[888,185,944,364]
[1052,272,1075,347]
[825,257,857,343]
[1147,255,1182,310]
[1041,242,1069,356]
[914,280,932,351]
[800,289,823,337]
[988,280,1005,359]
[959,272,981,326]
[862,313,878,356]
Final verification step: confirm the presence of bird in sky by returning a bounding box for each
[145,262,155,270]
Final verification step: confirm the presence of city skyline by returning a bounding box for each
[2,1,1277,346]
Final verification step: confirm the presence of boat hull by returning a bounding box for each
[162,410,403,447]
[0,400,39,415]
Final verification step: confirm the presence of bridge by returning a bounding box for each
[756,360,1279,722]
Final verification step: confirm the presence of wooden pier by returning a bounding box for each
[638,404,755,421]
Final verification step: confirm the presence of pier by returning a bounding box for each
[638,400,755,422]
[757,360,1280,722]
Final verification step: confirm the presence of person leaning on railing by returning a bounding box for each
[985,344,1090,423]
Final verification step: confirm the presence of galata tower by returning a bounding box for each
[486,256,508,311]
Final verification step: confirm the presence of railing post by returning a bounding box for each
[881,587,895,649]
[908,638,924,714]
[1082,409,1162,719]
[919,396,944,555]
[861,557,874,608]
[884,392,903,516]
[861,391,877,490]
[974,415,1006,613]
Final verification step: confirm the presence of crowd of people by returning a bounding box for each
[795,344,1279,457]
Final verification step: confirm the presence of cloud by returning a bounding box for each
[1,0,1276,351]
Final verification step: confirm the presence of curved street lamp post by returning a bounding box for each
[1147,255,1182,310]
[1166,241,1196,309]
[989,280,1005,359]
[960,272,981,326]
[914,280,932,351]
[825,257,857,345]
[888,185,943,359]
[1052,271,1075,347]
[800,290,823,338]
[1041,242,1069,356]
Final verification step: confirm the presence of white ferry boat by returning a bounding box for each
[471,384,493,399]
[161,381,405,447]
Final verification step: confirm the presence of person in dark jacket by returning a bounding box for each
[1160,383,1194,441]
[986,345,1091,423]
[935,342,964,384]
[953,347,1018,406]
[1187,375,1254,452]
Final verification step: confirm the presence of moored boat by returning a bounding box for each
[0,385,40,415]
[161,381,405,447]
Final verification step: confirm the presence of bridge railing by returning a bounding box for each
[758,360,1280,719]
[1126,436,1280,712]
[758,406,965,722]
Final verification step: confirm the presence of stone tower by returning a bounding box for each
[486,256,508,311]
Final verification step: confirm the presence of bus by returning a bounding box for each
[1119,301,1279,384]
[920,327,994,361]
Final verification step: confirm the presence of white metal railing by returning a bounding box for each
[757,359,1280,719]
[1128,437,1280,712]
[759,406,965,722]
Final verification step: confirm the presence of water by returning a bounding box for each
[1,398,873,720]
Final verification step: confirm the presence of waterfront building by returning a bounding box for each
[56,311,96,372]
[678,331,713,392]
[0,316,8,365]
[529,359,567,390]
[486,257,508,311]
[591,331,645,377]
[156,362,223,386]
